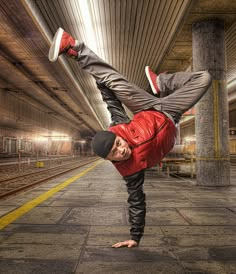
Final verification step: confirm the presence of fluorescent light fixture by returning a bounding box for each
[78,0,98,54]
[35,133,72,141]
[34,136,47,142]
[51,137,71,141]
[227,78,236,89]
[184,136,196,143]
[78,140,86,144]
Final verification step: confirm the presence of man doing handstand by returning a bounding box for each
[49,27,212,248]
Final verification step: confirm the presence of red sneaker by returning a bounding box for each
[48,27,76,62]
[145,66,160,95]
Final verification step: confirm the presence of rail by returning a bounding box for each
[160,155,195,178]
[161,153,236,178]
[0,157,99,200]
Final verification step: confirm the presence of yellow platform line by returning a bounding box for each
[196,157,230,161]
[0,159,104,230]
[213,80,220,158]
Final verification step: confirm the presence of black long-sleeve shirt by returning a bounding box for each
[124,170,146,242]
[97,81,146,242]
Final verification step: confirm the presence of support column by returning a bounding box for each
[192,19,230,186]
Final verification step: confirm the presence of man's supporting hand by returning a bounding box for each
[112,240,138,248]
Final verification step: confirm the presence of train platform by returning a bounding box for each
[0,160,236,274]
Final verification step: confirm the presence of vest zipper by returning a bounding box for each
[134,118,168,148]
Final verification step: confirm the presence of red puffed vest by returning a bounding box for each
[109,110,177,177]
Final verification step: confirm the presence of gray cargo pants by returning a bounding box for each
[76,43,212,123]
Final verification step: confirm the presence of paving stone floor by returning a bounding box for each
[0,160,236,274]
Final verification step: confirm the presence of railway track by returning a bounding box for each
[0,156,81,179]
[0,157,99,199]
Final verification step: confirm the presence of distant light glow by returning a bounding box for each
[34,136,47,142]
[227,78,236,89]
[51,136,71,141]
[78,0,98,54]
[184,136,196,143]
[35,134,71,142]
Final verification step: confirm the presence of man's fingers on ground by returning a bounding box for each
[112,240,138,248]
[112,243,121,248]
[112,241,127,248]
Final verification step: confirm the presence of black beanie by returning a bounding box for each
[92,131,116,158]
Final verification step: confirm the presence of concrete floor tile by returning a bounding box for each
[100,193,128,204]
[61,190,103,198]
[190,198,236,207]
[101,192,128,198]
[182,261,236,274]
[76,261,184,274]
[50,197,101,207]
[178,208,236,225]
[0,243,82,260]
[142,226,164,235]
[2,192,63,207]
[182,191,233,200]
[145,190,186,199]
[229,207,236,213]
[161,225,236,235]
[172,246,209,261]
[38,193,65,206]
[87,234,130,246]
[145,208,190,225]
[14,207,69,224]
[0,224,20,232]
[2,232,87,245]
[101,198,129,205]
[3,224,90,236]
[171,245,236,263]
[0,206,17,217]
[162,234,236,247]
[71,182,124,191]
[138,235,168,247]
[219,262,236,274]
[62,207,125,225]
[0,259,77,274]
[89,226,162,235]
[80,246,177,262]
[0,233,12,244]
[208,246,236,261]
[98,201,128,207]
[89,226,131,235]
[146,200,194,207]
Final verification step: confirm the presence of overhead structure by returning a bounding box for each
[0,0,235,139]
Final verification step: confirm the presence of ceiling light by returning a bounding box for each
[77,0,98,54]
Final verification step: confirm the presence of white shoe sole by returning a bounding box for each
[48,27,64,62]
[145,66,158,95]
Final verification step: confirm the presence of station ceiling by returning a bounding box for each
[0,0,236,138]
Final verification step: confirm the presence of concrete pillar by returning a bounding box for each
[192,20,230,186]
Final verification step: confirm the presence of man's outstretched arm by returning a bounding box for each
[112,170,146,248]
